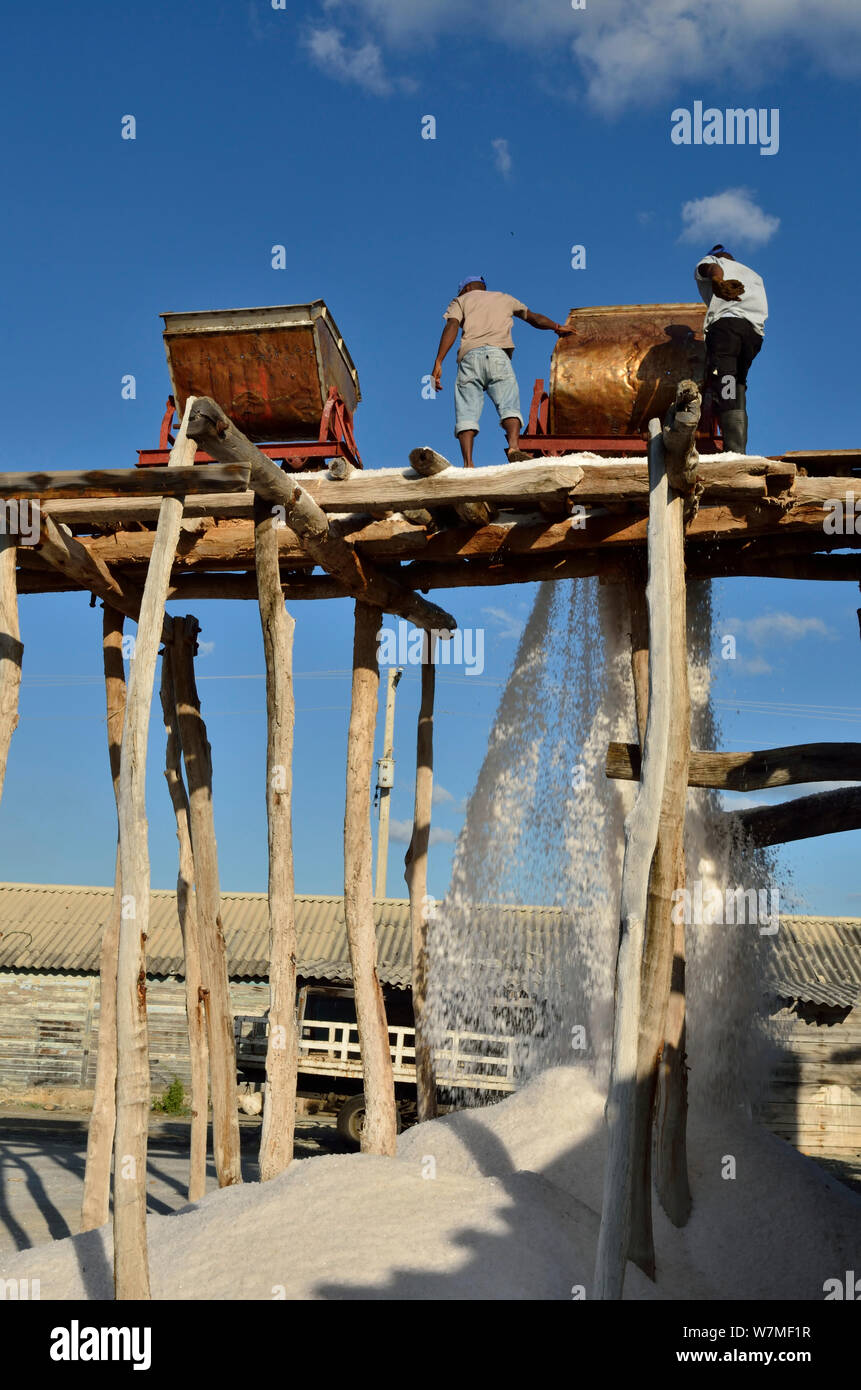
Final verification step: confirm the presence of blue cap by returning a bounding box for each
[457,275,486,295]
[709,244,733,257]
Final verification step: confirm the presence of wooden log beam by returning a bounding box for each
[70,485,855,576]
[595,421,674,1302]
[167,616,242,1188]
[186,398,457,634]
[113,400,198,1300]
[0,465,249,499]
[159,658,208,1204]
[607,741,861,790]
[724,785,861,846]
[37,512,157,628]
[344,601,399,1155]
[255,497,300,1181]
[404,633,438,1124]
[80,608,125,1232]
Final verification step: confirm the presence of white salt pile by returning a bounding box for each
[2,1066,857,1300]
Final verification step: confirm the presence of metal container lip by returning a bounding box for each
[159,300,361,407]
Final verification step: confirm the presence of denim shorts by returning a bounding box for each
[454,346,524,436]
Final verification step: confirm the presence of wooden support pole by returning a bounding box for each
[80,608,125,1231]
[608,740,861,791]
[595,421,673,1301]
[648,492,692,1232]
[168,615,242,1187]
[113,400,197,1300]
[254,496,300,1181]
[186,398,457,634]
[723,785,861,846]
[159,658,209,1203]
[345,601,398,1155]
[404,633,438,1123]
[0,535,22,804]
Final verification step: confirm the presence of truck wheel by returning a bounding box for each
[336,1094,402,1147]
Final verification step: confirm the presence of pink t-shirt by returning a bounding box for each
[444,290,528,361]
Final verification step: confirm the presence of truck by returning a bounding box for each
[233,983,519,1145]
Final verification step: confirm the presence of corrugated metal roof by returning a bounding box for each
[0,884,857,1007]
[762,916,861,1009]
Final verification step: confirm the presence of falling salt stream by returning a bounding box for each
[427,576,782,1115]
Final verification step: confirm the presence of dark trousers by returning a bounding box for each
[704,317,763,411]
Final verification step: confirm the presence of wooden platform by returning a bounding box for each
[10,447,861,604]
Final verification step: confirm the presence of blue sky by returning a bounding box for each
[1,0,859,913]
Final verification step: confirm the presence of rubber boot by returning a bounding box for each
[719,384,748,454]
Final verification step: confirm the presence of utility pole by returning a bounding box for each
[375,666,402,899]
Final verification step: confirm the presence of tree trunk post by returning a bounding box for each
[594,421,674,1301]
[405,632,438,1123]
[254,495,300,1181]
[159,658,209,1203]
[0,534,22,804]
[168,615,242,1188]
[81,608,126,1230]
[344,600,398,1155]
[113,399,196,1300]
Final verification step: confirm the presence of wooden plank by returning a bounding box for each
[255,495,300,1181]
[607,742,861,790]
[724,786,861,846]
[595,421,674,1302]
[344,601,398,1155]
[186,397,457,635]
[0,465,249,499]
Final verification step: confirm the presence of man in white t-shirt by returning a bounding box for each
[431,275,572,466]
[695,244,768,454]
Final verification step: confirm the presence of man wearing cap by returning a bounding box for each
[695,244,768,454]
[431,276,572,467]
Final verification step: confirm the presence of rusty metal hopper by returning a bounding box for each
[549,304,707,441]
[161,301,361,443]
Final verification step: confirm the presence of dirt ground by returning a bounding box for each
[0,1107,345,1257]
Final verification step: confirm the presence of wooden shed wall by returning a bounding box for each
[0,972,267,1094]
[761,1004,861,1159]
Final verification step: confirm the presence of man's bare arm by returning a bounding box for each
[697,260,725,282]
[521,309,573,335]
[431,319,460,390]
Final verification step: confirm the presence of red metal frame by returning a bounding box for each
[517,378,722,457]
[137,388,363,470]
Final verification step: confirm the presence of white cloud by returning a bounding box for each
[482,604,525,640]
[312,1,861,111]
[432,784,455,806]
[724,613,835,647]
[305,26,394,95]
[491,138,512,179]
[197,640,216,657]
[680,188,780,247]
